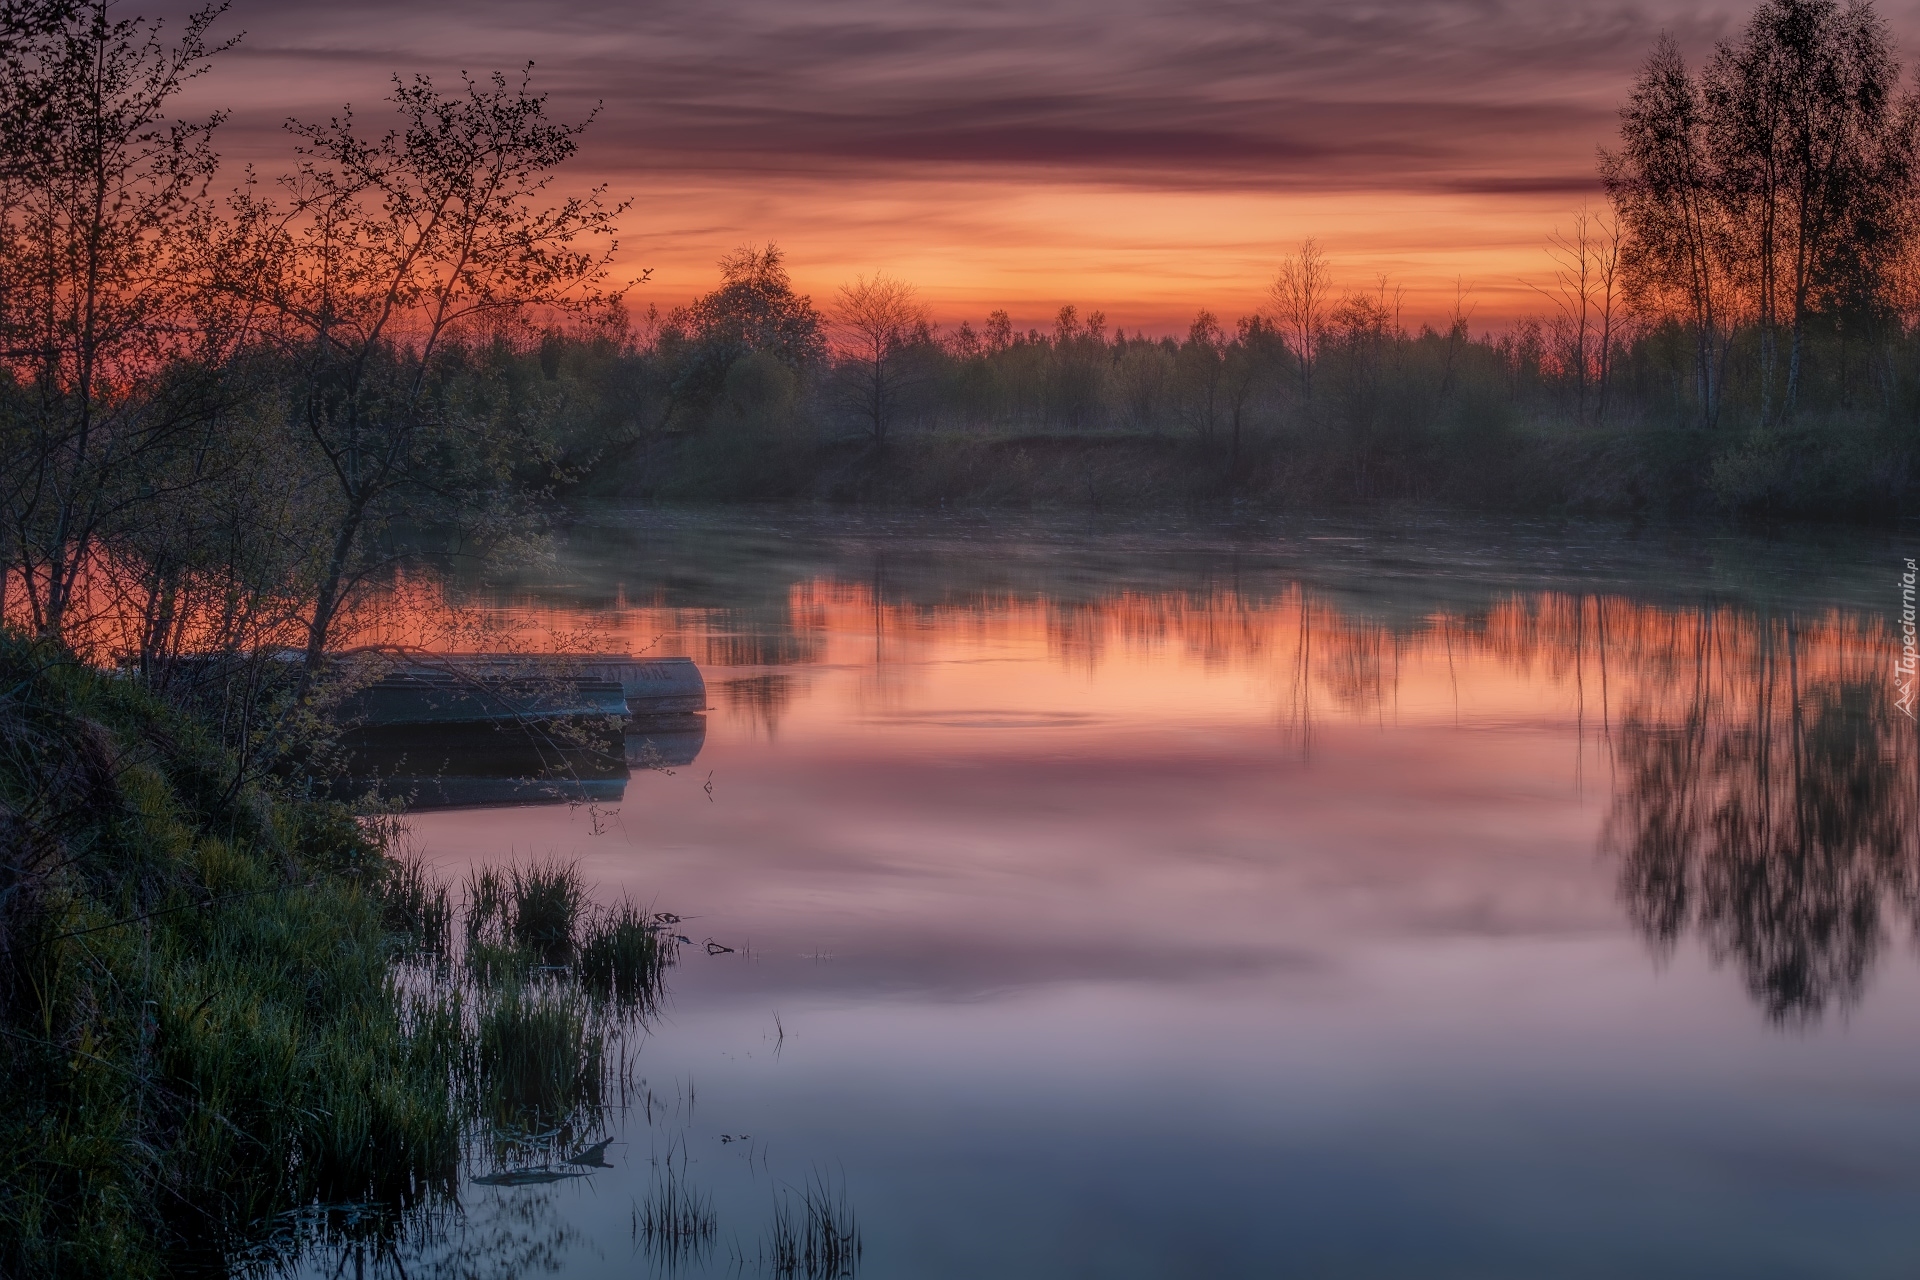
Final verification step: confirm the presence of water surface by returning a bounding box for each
[320,507,1919,1279]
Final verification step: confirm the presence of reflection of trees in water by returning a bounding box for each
[701,605,824,667]
[1316,612,1394,718]
[1044,588,1277,671]
[723,673,795,738]
[1603,623,1918,1023]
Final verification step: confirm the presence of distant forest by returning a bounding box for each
[538,0,1920,519]
[534,225,1913,516]
[3,0,1919,665]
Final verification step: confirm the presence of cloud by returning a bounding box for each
[199,0,1764,192]
[155,0,1920,324]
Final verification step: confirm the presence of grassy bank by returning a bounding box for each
[0,632,674,1276]
[0,631,458,1273]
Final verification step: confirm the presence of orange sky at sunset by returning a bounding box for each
[167,0,1920,333]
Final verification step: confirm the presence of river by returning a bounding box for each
[300,506,1919,1279]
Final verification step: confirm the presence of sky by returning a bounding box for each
[171,0,1920,332]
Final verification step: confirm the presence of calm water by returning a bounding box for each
[314,507,1918,1279]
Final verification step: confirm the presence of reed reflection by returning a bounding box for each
[1602,625,1919,1024]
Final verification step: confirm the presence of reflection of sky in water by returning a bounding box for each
[339,511,1920,1278]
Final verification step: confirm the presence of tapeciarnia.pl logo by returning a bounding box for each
[1899,557,1918,720]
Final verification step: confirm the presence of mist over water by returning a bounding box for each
[307,507,1920,1279]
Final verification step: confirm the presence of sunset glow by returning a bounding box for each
[172,0,1903,331]
[9,0,1918,1266]
[344,574,1900,746]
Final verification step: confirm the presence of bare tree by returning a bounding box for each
[1530,203,1625,426]
[1269,239,1331,402]
[0,0,237,643]
[831,272,928,447]
[217,68,627,690]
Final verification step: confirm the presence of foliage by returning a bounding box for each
[0,0,244,641]
[1603,0,1920,424]
[215,66,628,685]
[557,290,1920,517]
[0,628,459,1277]
[0,629,682,1273]
[659,242,826,413]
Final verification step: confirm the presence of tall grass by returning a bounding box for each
[634,1156,717,1272]
[463,857,589,964]
[507,859,586,960]
[579,898,674,1007]
[0,629,680,1276]
[0,631,460,1278]
[766,1172,864,1280]
[384,848,454,953]
[417,855,677,1179]
[476,980,604,1125]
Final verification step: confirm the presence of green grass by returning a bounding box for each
[506,858,586,961]
[0,631,461,1277]
[475,979,603,1127]
[463,856,588,963]
[578,899,673,1008]
[383,846,454,955]
[0,631,680,1275]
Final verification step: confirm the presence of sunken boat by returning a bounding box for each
[340,654,705,726]
[331,653,707,809]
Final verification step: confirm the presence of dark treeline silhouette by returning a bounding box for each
[526,0,1920,519]
[531,219,1920,519]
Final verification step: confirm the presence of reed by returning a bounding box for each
[507,858,586,961]
[634,1161,717,1272]
[384,849,454,954]
[475,979,605,1127]
[766,1172,864,1280]
[463,863,509,948]
[578,899,674,1007]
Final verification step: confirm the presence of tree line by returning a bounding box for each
[6,0,1920,698]
[597,0,1920,515]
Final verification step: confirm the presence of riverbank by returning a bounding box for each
[0,625,679,1276]
[0,631,462,1274]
